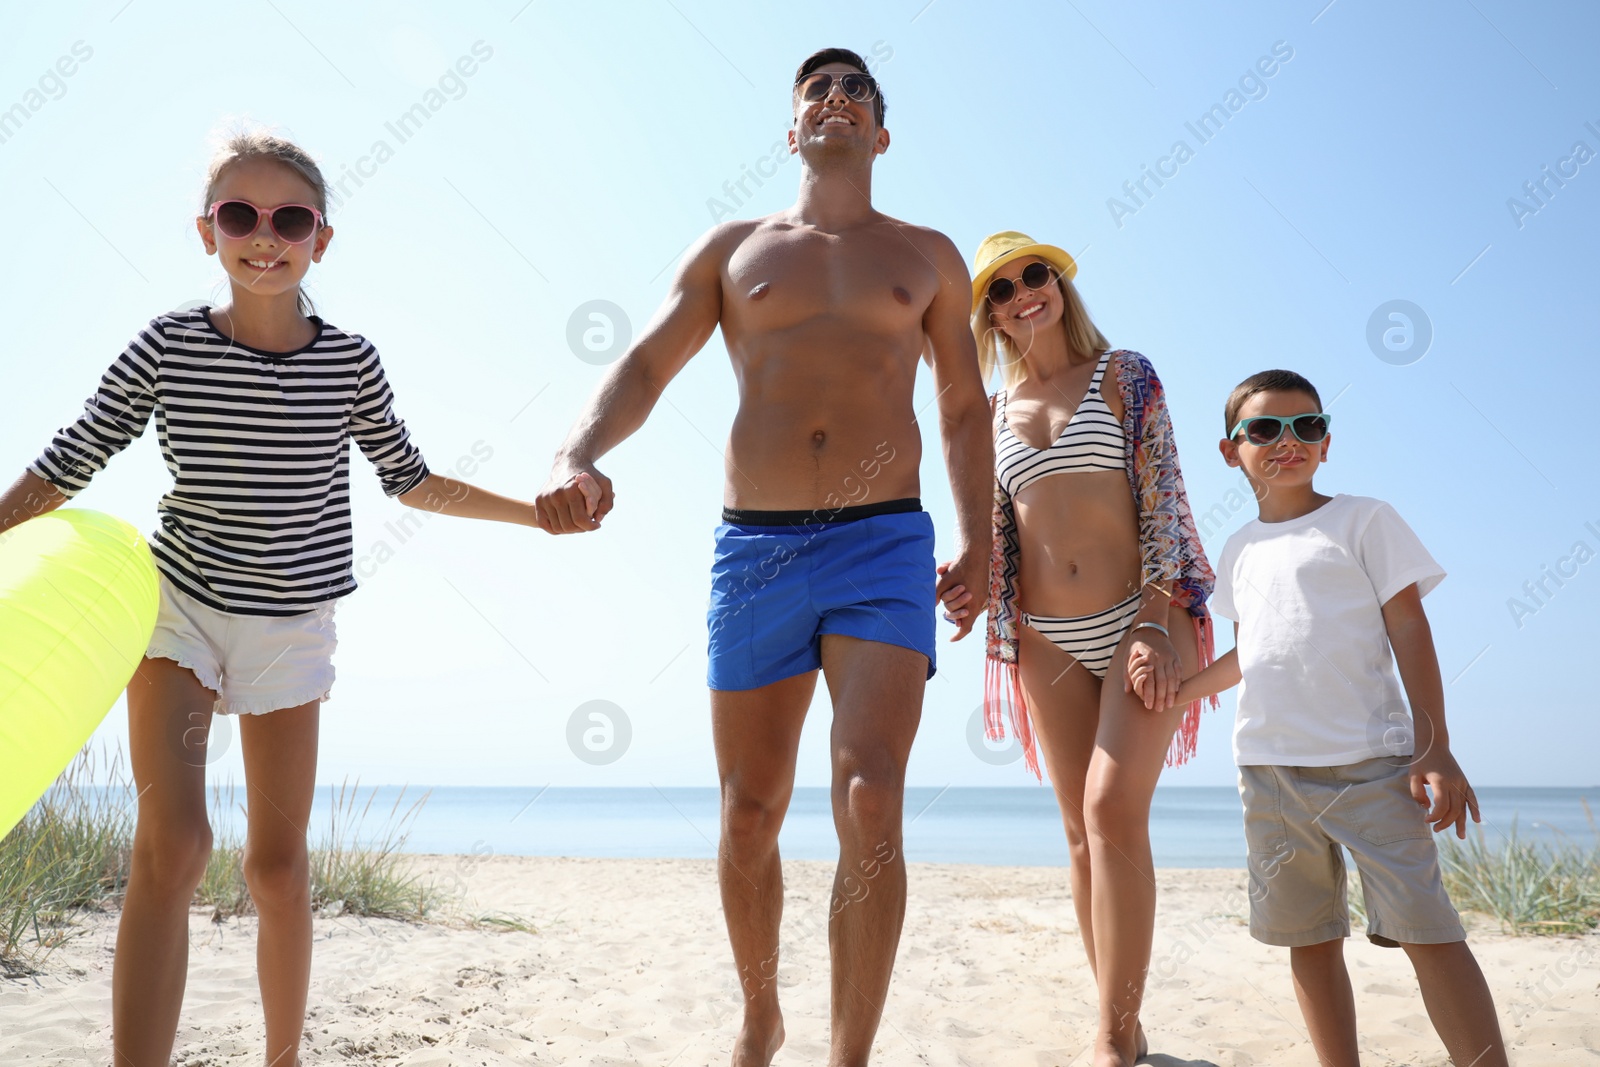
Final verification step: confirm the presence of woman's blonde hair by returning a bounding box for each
[200,125,329,318]
[972,268,1111,392]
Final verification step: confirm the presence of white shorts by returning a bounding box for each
[147,575,338,715]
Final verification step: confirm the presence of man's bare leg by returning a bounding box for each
[819,635,925,1067]
[713,670,817,1067]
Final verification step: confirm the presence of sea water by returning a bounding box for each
[206,786,1599,867]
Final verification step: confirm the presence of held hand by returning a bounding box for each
[1126,648,1156,701]
[935,556,985,641]
[1409,746,1481,839]
[1123,629,1181,711]
[536,464,613,534]
[574,472,602,517]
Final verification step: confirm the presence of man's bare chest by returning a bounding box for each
[723,231,938,331]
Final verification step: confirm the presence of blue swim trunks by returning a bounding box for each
[706,498,938,691]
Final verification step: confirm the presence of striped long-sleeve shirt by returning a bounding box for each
[30,307,431,616]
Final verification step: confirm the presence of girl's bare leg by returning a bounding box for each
[113,657,218,1067]
[1082,604,1199,1066]
[237,702,320,1067]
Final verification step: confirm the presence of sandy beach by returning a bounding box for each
[1,857,1594,1065]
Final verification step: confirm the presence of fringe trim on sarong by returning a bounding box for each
[984,610,1218,782]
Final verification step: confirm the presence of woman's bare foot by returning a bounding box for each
[1089,1023,1147,1067]
[731,1011,784,1067]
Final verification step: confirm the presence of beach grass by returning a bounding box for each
[307,780,444,921]
[194,778,444,923]
[1349,807,1600,937]
[0,748,133,973]
[2,748,473,973]
[195,781,248,921]
[1436,809,1600,935]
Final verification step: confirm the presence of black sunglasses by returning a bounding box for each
[987,261,1056,306]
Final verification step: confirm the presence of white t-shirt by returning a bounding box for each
[1210,494,1445,767]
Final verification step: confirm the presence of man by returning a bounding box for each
[535,48,992,1067]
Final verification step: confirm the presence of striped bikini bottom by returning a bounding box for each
[1021,591,1142,679]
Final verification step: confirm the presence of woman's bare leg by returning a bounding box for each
[1082,604,1199,1067]
[237,702,320,1067]
[113,657,218,1067]
[1017,624,1104,970]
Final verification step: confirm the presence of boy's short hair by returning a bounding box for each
[1224,369,1323,435]
[794,47,886,127]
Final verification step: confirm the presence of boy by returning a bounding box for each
[1153,369,1509,1066]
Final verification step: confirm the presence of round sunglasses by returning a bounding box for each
[1229,412,1332,446]
[795,70,878,105]
[207,200,325,244]
[987,261,1057,306]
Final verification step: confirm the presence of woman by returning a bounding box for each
[972,231,1216,1066]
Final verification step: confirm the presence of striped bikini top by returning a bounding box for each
[994,349,1126,498]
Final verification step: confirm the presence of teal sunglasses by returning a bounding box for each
[1229,412,1331,446]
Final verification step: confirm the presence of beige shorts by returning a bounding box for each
[1239,756,1465,948]
[147,575,338,715]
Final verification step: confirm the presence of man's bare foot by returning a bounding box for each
[1136,1021,1149,1061]
[731,1012,784,1067]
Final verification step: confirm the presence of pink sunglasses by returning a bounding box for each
[207,199,324,244]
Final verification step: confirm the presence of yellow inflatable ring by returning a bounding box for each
[0,509,158,838]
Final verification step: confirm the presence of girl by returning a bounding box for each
[0,129,577,1067]
[969,231,1215,1067]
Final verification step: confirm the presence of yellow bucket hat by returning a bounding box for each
[970,231,1078,315]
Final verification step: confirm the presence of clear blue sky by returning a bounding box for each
[3,1,1596,789]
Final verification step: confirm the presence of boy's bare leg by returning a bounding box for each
[1080,604,1197,1067]
[1289,939,1360,1067]
[820,635,924,1067]
[238,703,321,1067]
[1402,941,1509,1067]
[712,670,816,1067]
[114,657,218,1067]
